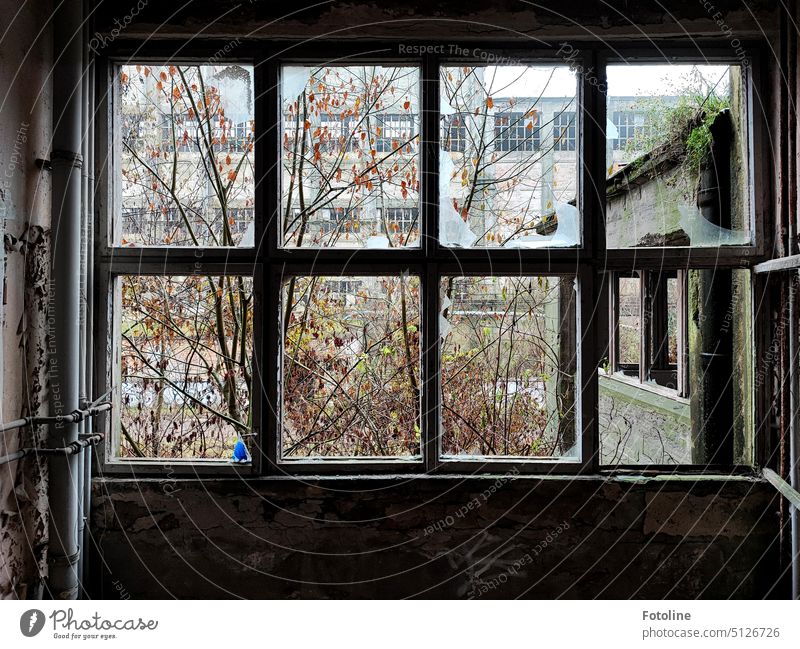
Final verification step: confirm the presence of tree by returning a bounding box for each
[118,64,254,459]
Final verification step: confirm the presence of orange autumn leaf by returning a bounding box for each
[225,154,232,165]
[487,97,494,109]
[403,100,410,110]
[227,170,237,182]
[159,71,168,82]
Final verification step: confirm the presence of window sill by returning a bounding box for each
[92,469,761,484]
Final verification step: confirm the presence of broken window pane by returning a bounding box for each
[440,275,577,458]
[118,275,254,459]
[617,276,641,369]
[600,268,751,465]
[282,275,421,458]
[281,66,420,248]
[666,276,679,365]
[119,64,255,247]
[606,64,750,247]
[440,65,579,248]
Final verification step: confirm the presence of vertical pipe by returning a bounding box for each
[789,271,799,599]
[782,0,800,600]
[75,0,95,595]
[81,20,96,596]
[48,0,83,600]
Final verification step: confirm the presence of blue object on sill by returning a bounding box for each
[232,438,250,463]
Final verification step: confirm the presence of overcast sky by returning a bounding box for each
[489,64,731,98]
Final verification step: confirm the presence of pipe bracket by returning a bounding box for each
[49,549,81,567]
[50,149,83,169]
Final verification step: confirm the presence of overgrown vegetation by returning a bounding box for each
[622,67,731,173]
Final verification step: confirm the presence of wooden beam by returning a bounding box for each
[754,253,800,274]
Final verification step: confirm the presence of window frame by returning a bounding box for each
[608,270,688,396]
[93,42,767,477]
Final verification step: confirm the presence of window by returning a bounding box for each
[281,65,420,248]
[282,275,420,459]
[440,65,578,248]
[442,113,467,152]
[606,64,750,248]
[608,271,687,392]
[379,207,418,236]
[99,50,758,475]
[494,111,540,152]
[109,63,257,463]
[610,111,640,150]
[553,110,576,151]
[441,275,577,458]
[375,113,416,153]
[601,63,754,466]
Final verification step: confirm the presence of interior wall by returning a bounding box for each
[90,0,778,41]
[0,0,54,599]
[91,476,783,599]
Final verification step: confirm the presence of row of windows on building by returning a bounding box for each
[121,206,418,237]
[286,111,578,154]
[291,206,419,233]
[121,207,253,234]
[123,115,252,153]
[125,110,646,156]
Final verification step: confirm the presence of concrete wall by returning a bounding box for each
[599,375,692,464]
[0,0,53,600]
[90,0,778,41]
[90,476,783,599]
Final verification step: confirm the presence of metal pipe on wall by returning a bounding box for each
[76,0,89,595]
[79,0,96,593]
[48,0,84,600]
[791,270,799,600]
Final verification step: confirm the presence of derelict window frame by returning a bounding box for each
[92,41,768,477]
